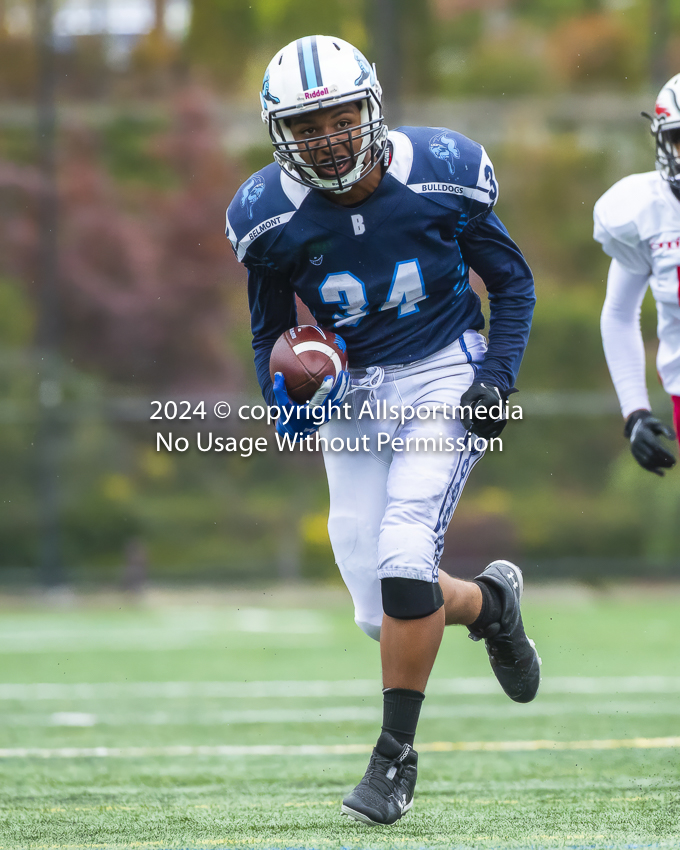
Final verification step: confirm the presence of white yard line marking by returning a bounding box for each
[1,737,679,759]
[0,609,328,652]
[422,737,680,752]
[48,712,97,727]
[3,699,680,727]
[1,676,680,700]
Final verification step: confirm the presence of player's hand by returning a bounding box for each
[272,370,350,438]
[460,382,517,439]
[624,409,676,476]
[308,369,350,410]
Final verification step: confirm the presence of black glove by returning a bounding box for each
[624,409,676,476]
[460,382,517,439]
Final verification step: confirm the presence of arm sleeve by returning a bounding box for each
[248,265,297,406]
[600,258,651,418]
[458,211,536,390]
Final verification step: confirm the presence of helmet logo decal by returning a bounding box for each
[656,103,672,118]
[241,175,265,220]
[262,70,280,107]
[429,131,461,175]
[297,36,323,91]
[353,49,372,87]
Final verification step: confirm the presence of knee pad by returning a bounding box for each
[381,577,444,620]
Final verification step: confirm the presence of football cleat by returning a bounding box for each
[341,732,417,826]
[468,560,541,703]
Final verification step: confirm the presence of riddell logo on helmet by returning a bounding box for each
[304,87,330,100]
[656,104,672,117]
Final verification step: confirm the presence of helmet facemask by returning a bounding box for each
[268,89,387,193]
[656,125,680,192]
[260,36,387,193]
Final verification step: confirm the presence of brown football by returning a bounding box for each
[269,325,349,404]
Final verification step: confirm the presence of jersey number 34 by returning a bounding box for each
[319,259,427,327]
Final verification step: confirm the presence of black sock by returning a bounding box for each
[381,687,425,747]
[468,579,504,632]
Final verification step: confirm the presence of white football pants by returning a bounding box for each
[322,331,487,641]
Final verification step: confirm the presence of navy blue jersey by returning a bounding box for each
[226,126,535,405]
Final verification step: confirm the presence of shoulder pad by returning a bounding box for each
[389,126,498,211]
[594,173,657,274]
[226,163,308,263]
[594,173,657,238]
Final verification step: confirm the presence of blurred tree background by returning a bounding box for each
[1,0,680,589]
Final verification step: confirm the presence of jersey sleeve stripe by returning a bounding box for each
[407,183,492,204]
[236,211,296,261]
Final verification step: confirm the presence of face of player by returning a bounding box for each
[670,129,680,156]
[287,102,383,204]
[662,128,680,185]
[287,102,363,180]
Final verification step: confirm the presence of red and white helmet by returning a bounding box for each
[260,35,387,193]
[647,74,680,191]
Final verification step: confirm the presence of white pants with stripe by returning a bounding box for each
[322,331,487,641]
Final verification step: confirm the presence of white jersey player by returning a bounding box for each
[593,74,680,475]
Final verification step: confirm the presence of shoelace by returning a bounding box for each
[472,624,528,668]
[361,751,406,796]
[487,633,518,666]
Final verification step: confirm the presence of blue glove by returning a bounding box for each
[272,370,350,438]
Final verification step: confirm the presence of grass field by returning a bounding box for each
[1,582,679,850]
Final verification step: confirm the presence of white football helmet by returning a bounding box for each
[646,73,680,192]
[260,35,387,193]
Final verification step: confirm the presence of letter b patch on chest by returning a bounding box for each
[351,214,366,236]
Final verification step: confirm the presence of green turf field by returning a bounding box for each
[1,583,679,850]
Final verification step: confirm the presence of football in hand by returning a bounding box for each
[269,325,349,404]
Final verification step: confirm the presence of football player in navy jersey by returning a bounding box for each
[227,35,540,826]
